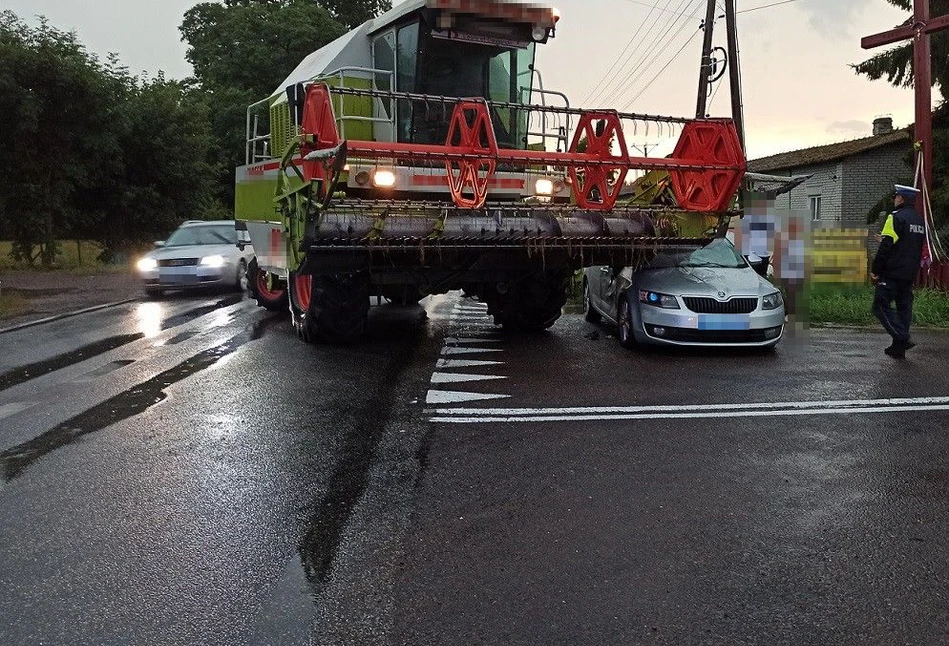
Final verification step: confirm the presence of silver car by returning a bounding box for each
[583,238,785,348]
[135,220,254,297]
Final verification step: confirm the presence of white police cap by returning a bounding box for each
[894,184,921,197]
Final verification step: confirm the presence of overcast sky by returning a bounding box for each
[5,0,920,159]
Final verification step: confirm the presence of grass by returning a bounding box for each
[0,291,28,320]
[0,240,135,272]
[806,282,949,328]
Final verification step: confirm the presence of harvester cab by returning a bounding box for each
[235,0,747,343]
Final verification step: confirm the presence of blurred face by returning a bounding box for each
[894,193,905,207]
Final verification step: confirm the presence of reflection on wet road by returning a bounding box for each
[1,292,949,645]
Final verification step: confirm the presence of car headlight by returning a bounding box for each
[639,290,680,309]
[762,291,784,310]
[200,255,226,268]
[136,257,158,272]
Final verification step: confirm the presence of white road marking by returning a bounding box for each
[454,306,489,313]
[0,402,34,421]
[431,372,507,384]
[426,390,512,404]
[444,337,503,345]
[436,358,505,369]
[430,404,949,423]
[441,347,504,356]
[432,396,949,417]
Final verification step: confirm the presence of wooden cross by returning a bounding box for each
[862,1,949,200]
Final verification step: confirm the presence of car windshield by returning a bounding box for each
[164,225,236,247]
[649,239,747,269]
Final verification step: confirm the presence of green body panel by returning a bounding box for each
[235,171,302,223]
[268,76,375,157]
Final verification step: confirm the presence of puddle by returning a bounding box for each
[0,314,280,482]
[0,296,246,392]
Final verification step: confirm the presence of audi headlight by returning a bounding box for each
[762,291,784,310]
[136,257,158,272]
[639,290,680,309]
[200,255,226,268]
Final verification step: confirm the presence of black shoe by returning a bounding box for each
[901,340,917,351]
[885,345,906,359]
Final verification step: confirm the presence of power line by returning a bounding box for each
[581,0,666,106]
[622,27,703,110]
[616,0,707,17]
[588,0,691,107]
[737,0,803,14]
[607,0,705,107]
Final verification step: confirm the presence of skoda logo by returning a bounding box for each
[717,291,727,298]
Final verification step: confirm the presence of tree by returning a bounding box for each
[319,0,392,29]
[179,0,389,207]
[854,0,949,104]
[0,11,122,266]
[0,11,216,265]
[854,0,949,225]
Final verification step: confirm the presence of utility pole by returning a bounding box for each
[724,0,746,152]
[696,0,718,119]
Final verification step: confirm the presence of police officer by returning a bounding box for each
[871,184,927,359]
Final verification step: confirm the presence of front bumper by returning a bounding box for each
[140,266,232,289]
[637,303,785,347]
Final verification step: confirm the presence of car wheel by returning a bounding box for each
[235,259,248,291]
[583,279,601,323]
[618,298,636,349]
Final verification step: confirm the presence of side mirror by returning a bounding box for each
[154,241,165,248]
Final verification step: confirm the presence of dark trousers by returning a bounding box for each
[872,278,914,344]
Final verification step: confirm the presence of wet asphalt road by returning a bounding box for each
[1,291,948,645]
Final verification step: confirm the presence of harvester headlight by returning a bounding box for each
[553,179,566,193]
[136,257,158,272]
[535,179,554,195]
[373,169,397,188]
[200,255,226,269]
[532,25,548,42]
[354,170,371,186]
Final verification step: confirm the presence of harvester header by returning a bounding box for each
[234,0,749,343]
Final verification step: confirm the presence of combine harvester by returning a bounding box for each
[235,0,746,342]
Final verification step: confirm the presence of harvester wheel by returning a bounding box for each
[297,272,370,343]
[247,258,289,312]
[499,271,569,333]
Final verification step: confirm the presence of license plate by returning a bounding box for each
[161,272,199,285]
[698,315,750,330]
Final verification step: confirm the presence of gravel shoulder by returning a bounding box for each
[0,269,143,329]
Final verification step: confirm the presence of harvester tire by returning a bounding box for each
[248,258,289,312]
[302,272,370,343]
[500,271,569,333]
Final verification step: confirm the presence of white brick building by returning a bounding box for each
[747,118,912,228]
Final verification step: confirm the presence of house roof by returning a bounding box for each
[747,129,912,173]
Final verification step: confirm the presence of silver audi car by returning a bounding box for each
[135,220,255,298]
[582,238,786,349]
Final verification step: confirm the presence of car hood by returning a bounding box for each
[640,266,772,297]
[143,244,237,261]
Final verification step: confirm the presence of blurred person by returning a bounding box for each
[779,215,806,322]
[871,184,926,359]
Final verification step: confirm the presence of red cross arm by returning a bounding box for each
[862,13,949,49]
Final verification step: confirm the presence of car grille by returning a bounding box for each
[159,258,199,267]
[683,296,758,314]
[646,325,782,344]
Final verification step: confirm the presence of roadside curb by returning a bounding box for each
[0,298,140,335]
